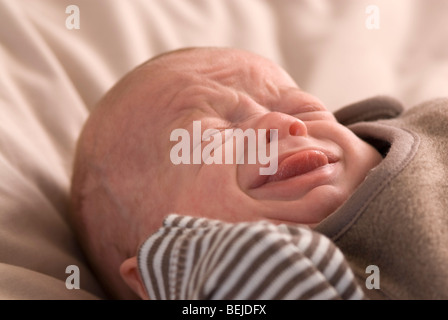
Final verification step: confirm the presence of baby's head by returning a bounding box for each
[70,47,382,299]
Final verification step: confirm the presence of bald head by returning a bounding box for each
[70,47,375,300]
[70,47,286,298]
[71,46,297,247]
[69,47,303,298]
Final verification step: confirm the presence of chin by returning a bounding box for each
[292,186,348,225]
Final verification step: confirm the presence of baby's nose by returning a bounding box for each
[288,119,307,137]
[256,112,307,142]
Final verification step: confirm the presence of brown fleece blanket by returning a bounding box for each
[316,96,448,299]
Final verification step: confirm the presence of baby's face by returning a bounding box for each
[122,48,382,230]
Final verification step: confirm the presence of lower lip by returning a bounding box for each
[247,162,340,200]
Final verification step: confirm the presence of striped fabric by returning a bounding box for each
[138,214,365,300]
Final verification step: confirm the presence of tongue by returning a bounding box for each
[267,150,329,183]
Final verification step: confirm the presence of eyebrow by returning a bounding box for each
[167,81,240,120]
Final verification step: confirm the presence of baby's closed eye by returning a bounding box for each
[292,110,336,122]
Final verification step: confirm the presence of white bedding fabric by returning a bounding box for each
[1,0,447,299]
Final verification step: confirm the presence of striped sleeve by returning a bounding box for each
[137,214,366,300]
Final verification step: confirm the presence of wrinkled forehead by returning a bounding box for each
[140,48,298,103]
[103,48,302,147]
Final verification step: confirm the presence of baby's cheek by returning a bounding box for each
[171,167,224,211]
[346,139,382,190]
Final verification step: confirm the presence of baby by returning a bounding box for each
[69,47,382,299]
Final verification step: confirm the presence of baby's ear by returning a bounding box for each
[119,256,149,300]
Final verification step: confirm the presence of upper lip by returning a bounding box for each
[249,148,338,189]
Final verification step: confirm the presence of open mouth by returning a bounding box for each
[251,149,338,189]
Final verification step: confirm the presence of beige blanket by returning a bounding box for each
[1,0,447,299]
